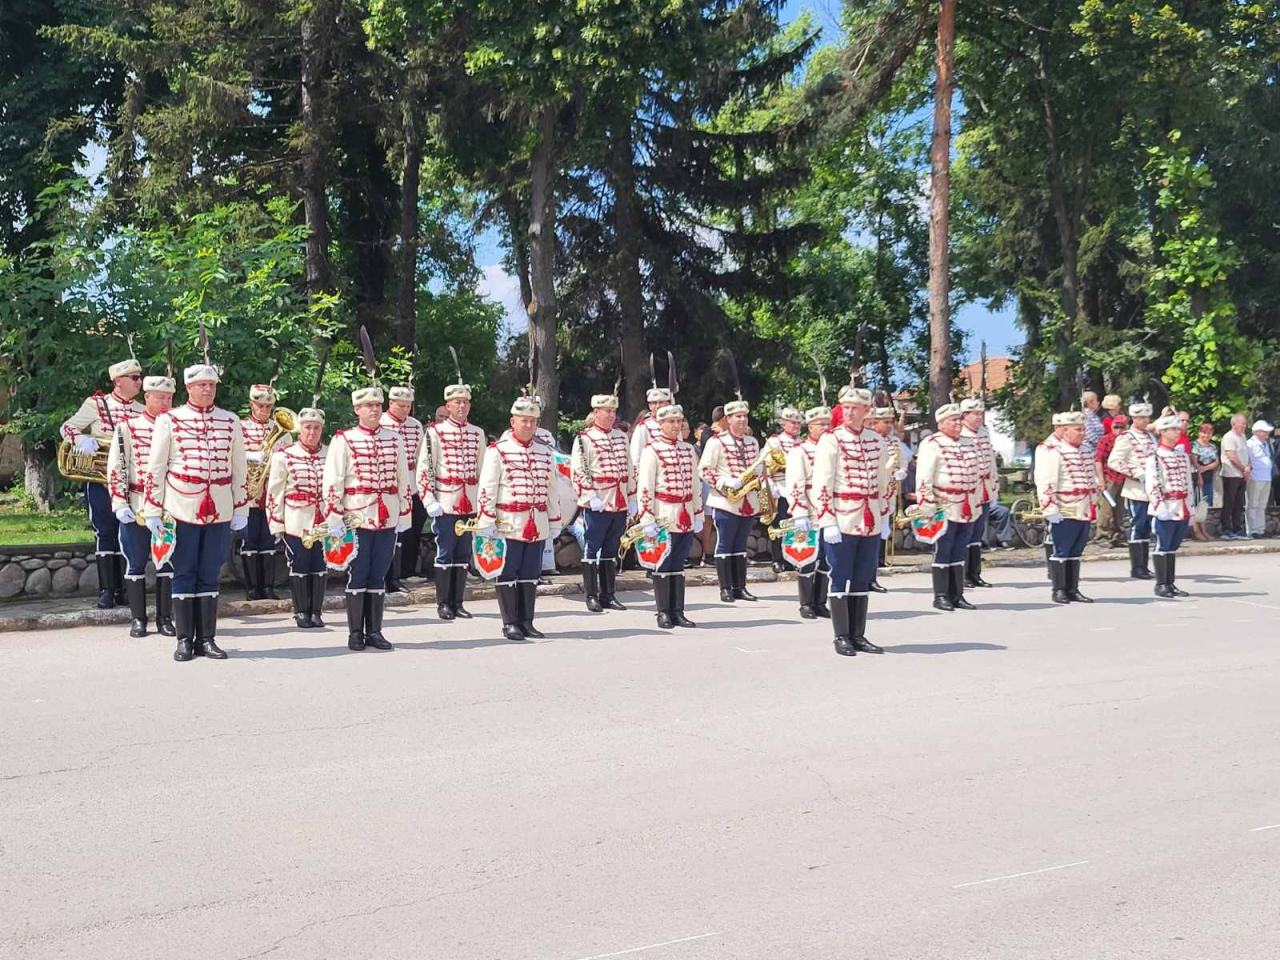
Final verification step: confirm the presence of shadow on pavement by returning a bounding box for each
[232,645,354,660]
[883,642,1008,654]
[550,627,669,640]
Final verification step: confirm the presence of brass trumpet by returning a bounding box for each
[301,511,363,548]
[454,518,514,536]
[245,407,297,502]
[766,517,798,540]
[57,437,110,483]
[619,516,670,551]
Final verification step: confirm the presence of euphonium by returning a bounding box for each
[56,438,110,483]
[245,407,297,501]
[619,516,670,551]
[723,445,787,504]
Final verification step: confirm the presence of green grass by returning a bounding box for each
[0,491,94,546]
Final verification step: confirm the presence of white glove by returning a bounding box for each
[476,524,498,538]
[74,436,99,454]
[145,516,164,536]
[589,496,604,511]
[245,450,263,463]
[693,516,704,534]
[895,468,908,481]
[628,497,638,515]
[396,518,410,533]
[425,501,444,518]
[769,480,783,498]
[642,522,660,540]
[822,525,843,544]
[722,477,741,490]
[115,506,135,524]
[1043,508,1063,524]
[328,521,347,538]
[792,516,811,534]
[230,514,248,532]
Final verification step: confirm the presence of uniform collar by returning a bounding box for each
[447,416,468,428]
[509,433,534,448]
[110,390,131,404]
[356,422,380,436]
[188,401,214,413]
[301,441,322,454]
[250,414,270,425]
[385,411,406,424]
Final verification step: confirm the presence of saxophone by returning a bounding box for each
[245,408,296,502]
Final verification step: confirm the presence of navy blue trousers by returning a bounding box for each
[431,513,473,568]
[932,520,973,566]
[655,531,695,575]
[497,539,546,583]
[1050,518,1090,559]
[967,505,987,547]
[239,507,276,555]
[345,528,397,592]
[171,520,231,597]
[823,533,879,597]
[583,509,627,564]
[86,482,121,556]
[281,533,326,575]
[712,509,754,557]
[119,518,172,579]
[1126,498,1152,543]
[1154,517,1189,554]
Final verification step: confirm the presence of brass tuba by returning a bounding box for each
[245,408,296,502]
[57,438,110,483]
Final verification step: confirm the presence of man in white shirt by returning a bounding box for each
[1219,414,1250,539]
[1244,420,1274,538]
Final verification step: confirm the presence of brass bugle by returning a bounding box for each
[301,511,363,548]
[619,516,670,551]
[766,518,798,540]
[454,518,514,536]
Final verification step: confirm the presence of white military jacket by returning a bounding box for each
[60,391,144,478]
[322,424,411,532]
[476,434,563,543]
[241,414,292,509]
[266,441,328,538]
[629,413,663,467]
[1108,427,1156,502]
[106,411,162,514]
[810,424,892,535]
[636,435,703,534]
[699,431,762,517]
[571,425,635,511]
[381,411,425,472]
[961,424,1000,505]
[916,431,980,524]
[1034,436,1098,521]
[142,403,249,525]
[416,417,486,515]
[784,436,823,519]
[1145,443,1193,522]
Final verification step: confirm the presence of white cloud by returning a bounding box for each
[476,264,527,337]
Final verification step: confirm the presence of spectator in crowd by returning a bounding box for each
[1101,394,1122,432]
[1188,423,1218,542]
[434,405,448,424]
[1094,414,1129,546]
[1219,414,1250,539]
[1175,410,1193,455]
[1082,390,1104,457]
[1244,420,1275,538]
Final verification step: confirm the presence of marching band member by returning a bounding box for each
[382,385,426,594]
[916,403,980,612]
[142,361,249,661]
[571,391,636,612]
[240,383,291,601]
[475,394,563,641]
[811,387,892,656]
[322,383,412,651]
[1147,413,1193,599]
[867,405,901,593]
[960,398,999,588]
[266,407,329,629]
[106,374,176,638]
[1108,402,1156,580]
[60,356,144,608]
[764,406,803,573]
[636,401,703,628]
[417,379,486,621]
[699,397,763,603]
[785,404,833,620]
[630,382,673,466]
[1034,411,1097,603]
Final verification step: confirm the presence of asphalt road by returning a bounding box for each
[3,554,1279,960]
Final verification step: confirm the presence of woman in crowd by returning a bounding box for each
[1189,422,1218,541]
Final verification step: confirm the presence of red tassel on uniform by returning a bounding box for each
[863,502,875,532]
[457,490,473,514]
[376,496,389,527]
[197,488,217,522]
[678,504,691,529]
[961,498,973,521]
[523,511,539,541]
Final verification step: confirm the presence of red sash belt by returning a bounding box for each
[170,473,230,486]
[498,501,547,512]
[286,492,320,504]
[656,493,691,504]
[345,485,398,495]
[434,475,478,484]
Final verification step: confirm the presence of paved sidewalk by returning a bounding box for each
[2,537,1276,633]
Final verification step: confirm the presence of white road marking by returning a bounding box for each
[952,859,1089,889]
[568,932,722,960]
[1090,627,1116,632]
[1249,824,1280,833]
[735,647,769,654]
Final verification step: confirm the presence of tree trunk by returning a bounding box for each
[607,124,648,420]
[396,92,421,354]
[22,441,55,512]
[300,6,334,301]
[927,0,956,413]
[527,103,561,433]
